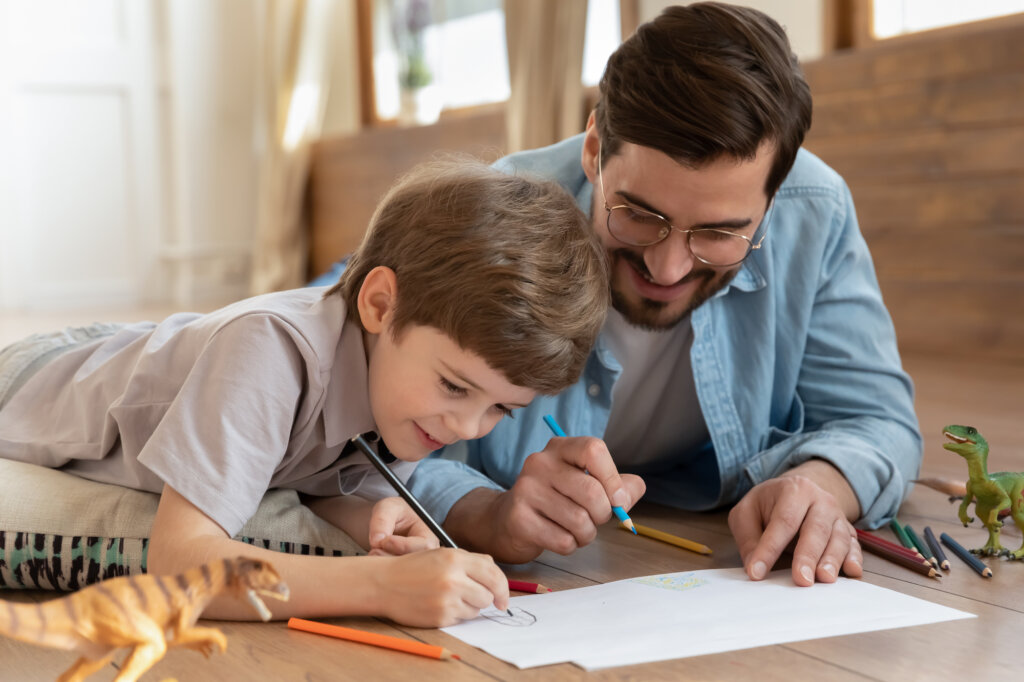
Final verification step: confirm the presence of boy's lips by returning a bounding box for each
[415,423,446,450]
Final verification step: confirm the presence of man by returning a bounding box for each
[403,2,922,586]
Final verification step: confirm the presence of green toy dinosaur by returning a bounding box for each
[942,424,1024,560]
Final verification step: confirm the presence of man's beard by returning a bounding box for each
[609,248,737,331]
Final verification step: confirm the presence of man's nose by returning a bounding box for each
[643,231,696,285]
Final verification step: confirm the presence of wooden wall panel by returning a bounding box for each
[803,14,1024,363]
[307,108,506,278]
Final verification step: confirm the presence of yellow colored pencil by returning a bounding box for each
[623,522,712,555]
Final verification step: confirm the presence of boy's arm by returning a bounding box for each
[304,494,440,556]
[147,485,508,624]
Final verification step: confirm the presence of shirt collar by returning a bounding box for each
[323,305,377,449]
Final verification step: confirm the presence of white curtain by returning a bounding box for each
[503,0,589,153]
[250,0,346,294]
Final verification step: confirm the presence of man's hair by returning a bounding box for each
[326,157,609,394]
[594,2,812,197]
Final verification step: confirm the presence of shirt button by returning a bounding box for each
[587,383,601,397]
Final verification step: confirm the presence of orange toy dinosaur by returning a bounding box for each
[0,556,289,682]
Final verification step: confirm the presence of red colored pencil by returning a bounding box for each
[508,579,552,593]
[859,540,941,579]
[856,529,926,562]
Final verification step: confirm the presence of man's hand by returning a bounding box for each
[445,436,646,563]
[728,459,863,586]
[367,497,441,556]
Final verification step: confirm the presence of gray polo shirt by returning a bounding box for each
[0,288,414,536]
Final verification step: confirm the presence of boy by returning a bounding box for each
[0,158,613,627]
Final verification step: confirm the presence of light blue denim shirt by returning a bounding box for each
[404,134,922,529]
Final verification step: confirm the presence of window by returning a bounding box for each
[873,0,1024,39]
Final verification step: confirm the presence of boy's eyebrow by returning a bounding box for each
[440,361,530,408]
[617,189,754,231]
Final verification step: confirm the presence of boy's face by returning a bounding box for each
[366,324,537,461]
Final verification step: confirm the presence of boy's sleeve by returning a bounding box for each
[138,316,307,537]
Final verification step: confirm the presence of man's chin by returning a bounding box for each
[610,288,694,331]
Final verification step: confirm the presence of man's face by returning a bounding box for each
[582,125,775,330]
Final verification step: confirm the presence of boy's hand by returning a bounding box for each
[375,548,509,627]
[447,436,646,563]
[728,459,863,586]
[367,497,440,556]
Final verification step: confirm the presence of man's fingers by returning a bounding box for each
[550,436,631,509]
[741,492,808,581]
[789,503,835,586]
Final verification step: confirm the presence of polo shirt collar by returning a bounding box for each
[323,311,376,449]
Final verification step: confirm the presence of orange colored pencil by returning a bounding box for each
[508,579,552,593]
[288,618,460,660]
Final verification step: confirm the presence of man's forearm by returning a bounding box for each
[780,458,862,521]
[443,487,505,553]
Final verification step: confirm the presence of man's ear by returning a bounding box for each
[356,266,398,334]
[581,111,600,184]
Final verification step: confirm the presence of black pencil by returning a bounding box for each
[940,532,993,578]
[351,434,457,547]
[923,526,950,570]
[351,434,513,615]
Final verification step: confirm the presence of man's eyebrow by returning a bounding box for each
[439,360,530,407]
[616,190,753,231]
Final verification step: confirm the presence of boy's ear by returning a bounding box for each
[581,111,600,184]
[356,266,398,334]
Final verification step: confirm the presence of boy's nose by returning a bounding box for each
[643,232,695,285]
[444,410,486,442]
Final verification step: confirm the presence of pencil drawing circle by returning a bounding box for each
[481,606,537,627]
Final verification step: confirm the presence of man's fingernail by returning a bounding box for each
[370,533,386,544]
[751,561,767,580]
[822,563,836,579]
[610,489,629,507]
[800,565,814,583]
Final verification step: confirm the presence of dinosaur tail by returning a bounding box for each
[0,595,81,650]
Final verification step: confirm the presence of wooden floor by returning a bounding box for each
[1,347,1022,680]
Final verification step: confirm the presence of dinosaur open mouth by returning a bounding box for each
[247,585,291,621]
[943,431,972,445]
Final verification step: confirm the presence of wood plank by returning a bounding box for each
[882,281,1024,362]
[308,108,506,277]
[802,13,1024,94]
[847,176,1024,226]
[807,123,1024,180]
[807,73,1024,138]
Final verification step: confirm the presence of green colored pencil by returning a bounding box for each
[889,518,914,550]
[903,524,937,568]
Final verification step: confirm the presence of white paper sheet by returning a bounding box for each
[442,568,974,670]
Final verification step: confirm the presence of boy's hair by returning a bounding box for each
[595,1,812,198]
[326,157,609,394]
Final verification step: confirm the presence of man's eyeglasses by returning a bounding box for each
[597,145,774,267]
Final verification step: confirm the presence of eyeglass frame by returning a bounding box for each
[596,143,775,267]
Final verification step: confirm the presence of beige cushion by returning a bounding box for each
[0,458,364,590]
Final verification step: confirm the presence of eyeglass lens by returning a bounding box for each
[607,207,752,266]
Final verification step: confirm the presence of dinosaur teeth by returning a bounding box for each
[943,431,969,444]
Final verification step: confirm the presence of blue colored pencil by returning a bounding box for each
[940,532,992,578]
[542,415,636,534]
